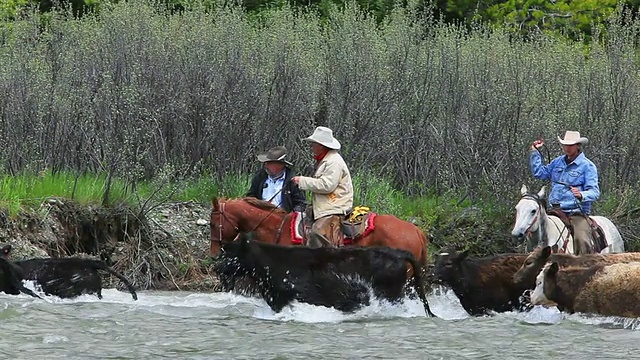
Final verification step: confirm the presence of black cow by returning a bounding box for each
[431,248,529,316]
[0,256,41,298]
[215,233,435,317]
[2,245,137,300]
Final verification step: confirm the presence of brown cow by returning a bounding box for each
[431,248,529,316]
[531,261,640,317]
[512,246,640,290]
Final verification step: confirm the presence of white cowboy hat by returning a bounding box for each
[303,126,341,150]
[256,146,293,166]
[557,131,588,145]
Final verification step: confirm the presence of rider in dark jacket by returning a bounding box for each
[246,146,307,213]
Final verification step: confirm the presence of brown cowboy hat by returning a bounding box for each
[257,146,293,166]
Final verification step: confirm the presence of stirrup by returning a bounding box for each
[308,233,332,248]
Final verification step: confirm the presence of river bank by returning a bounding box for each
[0,198,214,291]
[2,195,639,292]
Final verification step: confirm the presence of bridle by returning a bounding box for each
[518,193,566,250]
[211,202,239,246]
[211,200,289,247]
[519,194,542,238]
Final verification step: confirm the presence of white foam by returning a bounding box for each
[2,283,640,330]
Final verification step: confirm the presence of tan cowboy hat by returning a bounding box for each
[303,126,341,150]
[557,131,588,145]
[257,146,293,166]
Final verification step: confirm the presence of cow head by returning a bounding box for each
[512,246,552,287]
[431,248,470,286]
[214,232,256,290]
[530,261,559,306]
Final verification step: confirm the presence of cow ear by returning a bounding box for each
[459,249,470,260]
[549,262,559,275]
[551,244,559,254]
[541,246,552,259]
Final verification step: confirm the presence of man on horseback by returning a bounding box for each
[530,130,601,254]
[246,146,307,213]
[292,126,354,248]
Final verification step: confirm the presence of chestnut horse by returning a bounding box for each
[209,197,430,267]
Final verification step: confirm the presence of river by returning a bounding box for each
[1,285,639,359]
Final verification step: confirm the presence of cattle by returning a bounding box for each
[2,244,137,300]
[214,233,435,317]
[0,256,41,298]
[512,245,640,290]
[531,261,640,317]
[431,248,529,316]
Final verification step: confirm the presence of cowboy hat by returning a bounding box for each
[557,131,589,145]
[257,146,293,166]
[303,126,341,150]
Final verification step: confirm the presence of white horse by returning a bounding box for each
[511,185,625,254]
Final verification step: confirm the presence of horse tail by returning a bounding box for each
[403,252,436,318]
[89,260,138,300]
[417,228,429,267]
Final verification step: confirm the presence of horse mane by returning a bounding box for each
[527,192,548,209]
[241,197,287,214]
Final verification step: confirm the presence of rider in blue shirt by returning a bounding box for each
[530,131,600,254]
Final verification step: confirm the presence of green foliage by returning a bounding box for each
[485,0,619,41]
[0,0,28,20]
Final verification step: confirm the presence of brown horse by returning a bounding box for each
[209,197,430,267]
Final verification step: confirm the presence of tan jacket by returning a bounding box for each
[297,150,354,220]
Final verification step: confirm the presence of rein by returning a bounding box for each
[250,204,289,245]
[214,199,289,245]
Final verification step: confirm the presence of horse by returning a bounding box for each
[511,185,624,254]
[209,197,430,267]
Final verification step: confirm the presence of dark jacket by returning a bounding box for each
[246,167,307,213]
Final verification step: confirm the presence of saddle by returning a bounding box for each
[293,206,377,247]
[340,206,376,243]
[546,208,607,253]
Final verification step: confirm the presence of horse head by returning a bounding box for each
[210,197,291,257]
[511,185,547,244]
[210,197,241,258]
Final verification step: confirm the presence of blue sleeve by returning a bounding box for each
[581,162,600,202]
[529,151,551,180]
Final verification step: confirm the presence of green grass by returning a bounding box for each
[0,169,466,220]
[3,169,640,257]
[0,171,246,216]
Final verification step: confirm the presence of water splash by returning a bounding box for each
[3,283,640,331]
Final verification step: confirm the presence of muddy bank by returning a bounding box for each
[0,198,215,292]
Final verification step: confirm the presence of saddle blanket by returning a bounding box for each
[291,211,305,245]
[289,210,378,246]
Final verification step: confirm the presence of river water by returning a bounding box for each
[1,285,639,359]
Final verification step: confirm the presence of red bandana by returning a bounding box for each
[314,149,329,163]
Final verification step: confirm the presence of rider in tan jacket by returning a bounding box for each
[293,126,354,247]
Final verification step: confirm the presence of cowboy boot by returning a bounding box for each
[307,232,332,248]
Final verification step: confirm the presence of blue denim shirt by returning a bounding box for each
[529,151,600,214]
